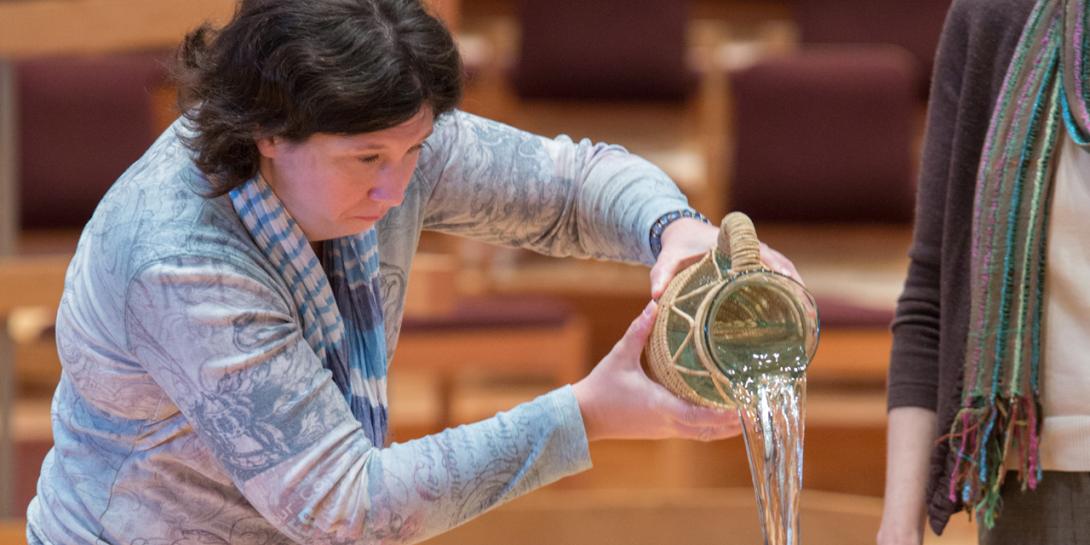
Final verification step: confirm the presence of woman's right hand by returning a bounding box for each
[571,301,742,442]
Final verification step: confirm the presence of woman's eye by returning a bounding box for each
[359,154,381,164]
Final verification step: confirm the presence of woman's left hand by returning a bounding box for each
[649,218,803,300]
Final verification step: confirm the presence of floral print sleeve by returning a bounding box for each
[119,255,590,544]
[417,110,692,265]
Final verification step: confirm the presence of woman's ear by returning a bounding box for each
[255,135,279,159]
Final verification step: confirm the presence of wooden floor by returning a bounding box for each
[0,493,977,545]
[422,489,978,545]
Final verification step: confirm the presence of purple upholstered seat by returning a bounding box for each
[510,0,695,101]
[14,436,51,516]
[793,0,952,98]
[814,296,894,329]
[17,50,169,229]
[728,47,917,224]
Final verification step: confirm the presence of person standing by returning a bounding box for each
[880,0,1090,543]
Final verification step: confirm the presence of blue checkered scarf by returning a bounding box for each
[230,175,389,444]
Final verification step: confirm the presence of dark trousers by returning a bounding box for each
[979,471,1090,545]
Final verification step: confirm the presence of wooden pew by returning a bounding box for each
[0,256,67,317]
[0,255,67,516]
[391,252,590,435]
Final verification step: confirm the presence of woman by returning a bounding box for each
[880,0,1090,543]
[27,1,797,543]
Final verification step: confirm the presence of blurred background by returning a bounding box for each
[0,0,972,543]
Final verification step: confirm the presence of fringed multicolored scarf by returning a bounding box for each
[947,0,1090,528]
[231,175,390,445]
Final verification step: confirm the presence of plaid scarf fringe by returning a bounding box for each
[945,396,1042,528]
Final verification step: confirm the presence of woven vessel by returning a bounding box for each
[647,212,818,408]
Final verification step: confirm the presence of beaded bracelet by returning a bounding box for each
[649,209,710,258]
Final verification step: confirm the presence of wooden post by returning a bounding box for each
[0,58,16,518]
[0,60,16,257]
[0,328,11,518]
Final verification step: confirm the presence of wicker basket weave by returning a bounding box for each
[646,212,763,408]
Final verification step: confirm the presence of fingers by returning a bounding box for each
[760,243,803,284]
[655,387,742,441]
[645,261,680,300]
[671,398,740,428]
[610,301,658,360]
[672,420,744,442]
[649,253,704,300]
[649,262,670,300]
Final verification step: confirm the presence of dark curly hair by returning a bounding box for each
[175,0,463,195]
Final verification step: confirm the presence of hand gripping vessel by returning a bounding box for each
[647,211,820,408]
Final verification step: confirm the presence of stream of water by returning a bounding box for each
[731,374,806,545]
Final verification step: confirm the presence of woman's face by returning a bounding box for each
[256,108,435,241]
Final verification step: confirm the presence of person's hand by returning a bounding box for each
[572,301,741,441]
[876,503,925,545]
[875,528,924,545]
[649,218,804,300]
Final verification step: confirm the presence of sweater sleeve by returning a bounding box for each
[124,255,592,544]
[415,110,693,266]
[886,0,1040,412]
[885,0,1040,534]
[886,5,970,412]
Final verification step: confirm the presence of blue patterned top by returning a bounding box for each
[26,111,691,544]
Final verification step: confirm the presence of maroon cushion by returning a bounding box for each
[728,46,917,223]
[794,0,952,98]
[401,296,574,331]
[14,437,52,516]
[511,0,695,101]
[17,50,169,229]
[816,295,894,328]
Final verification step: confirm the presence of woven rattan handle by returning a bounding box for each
[718,212,761,272]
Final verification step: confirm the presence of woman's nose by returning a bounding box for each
[368,184,404,206]
[368,168,410,206]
